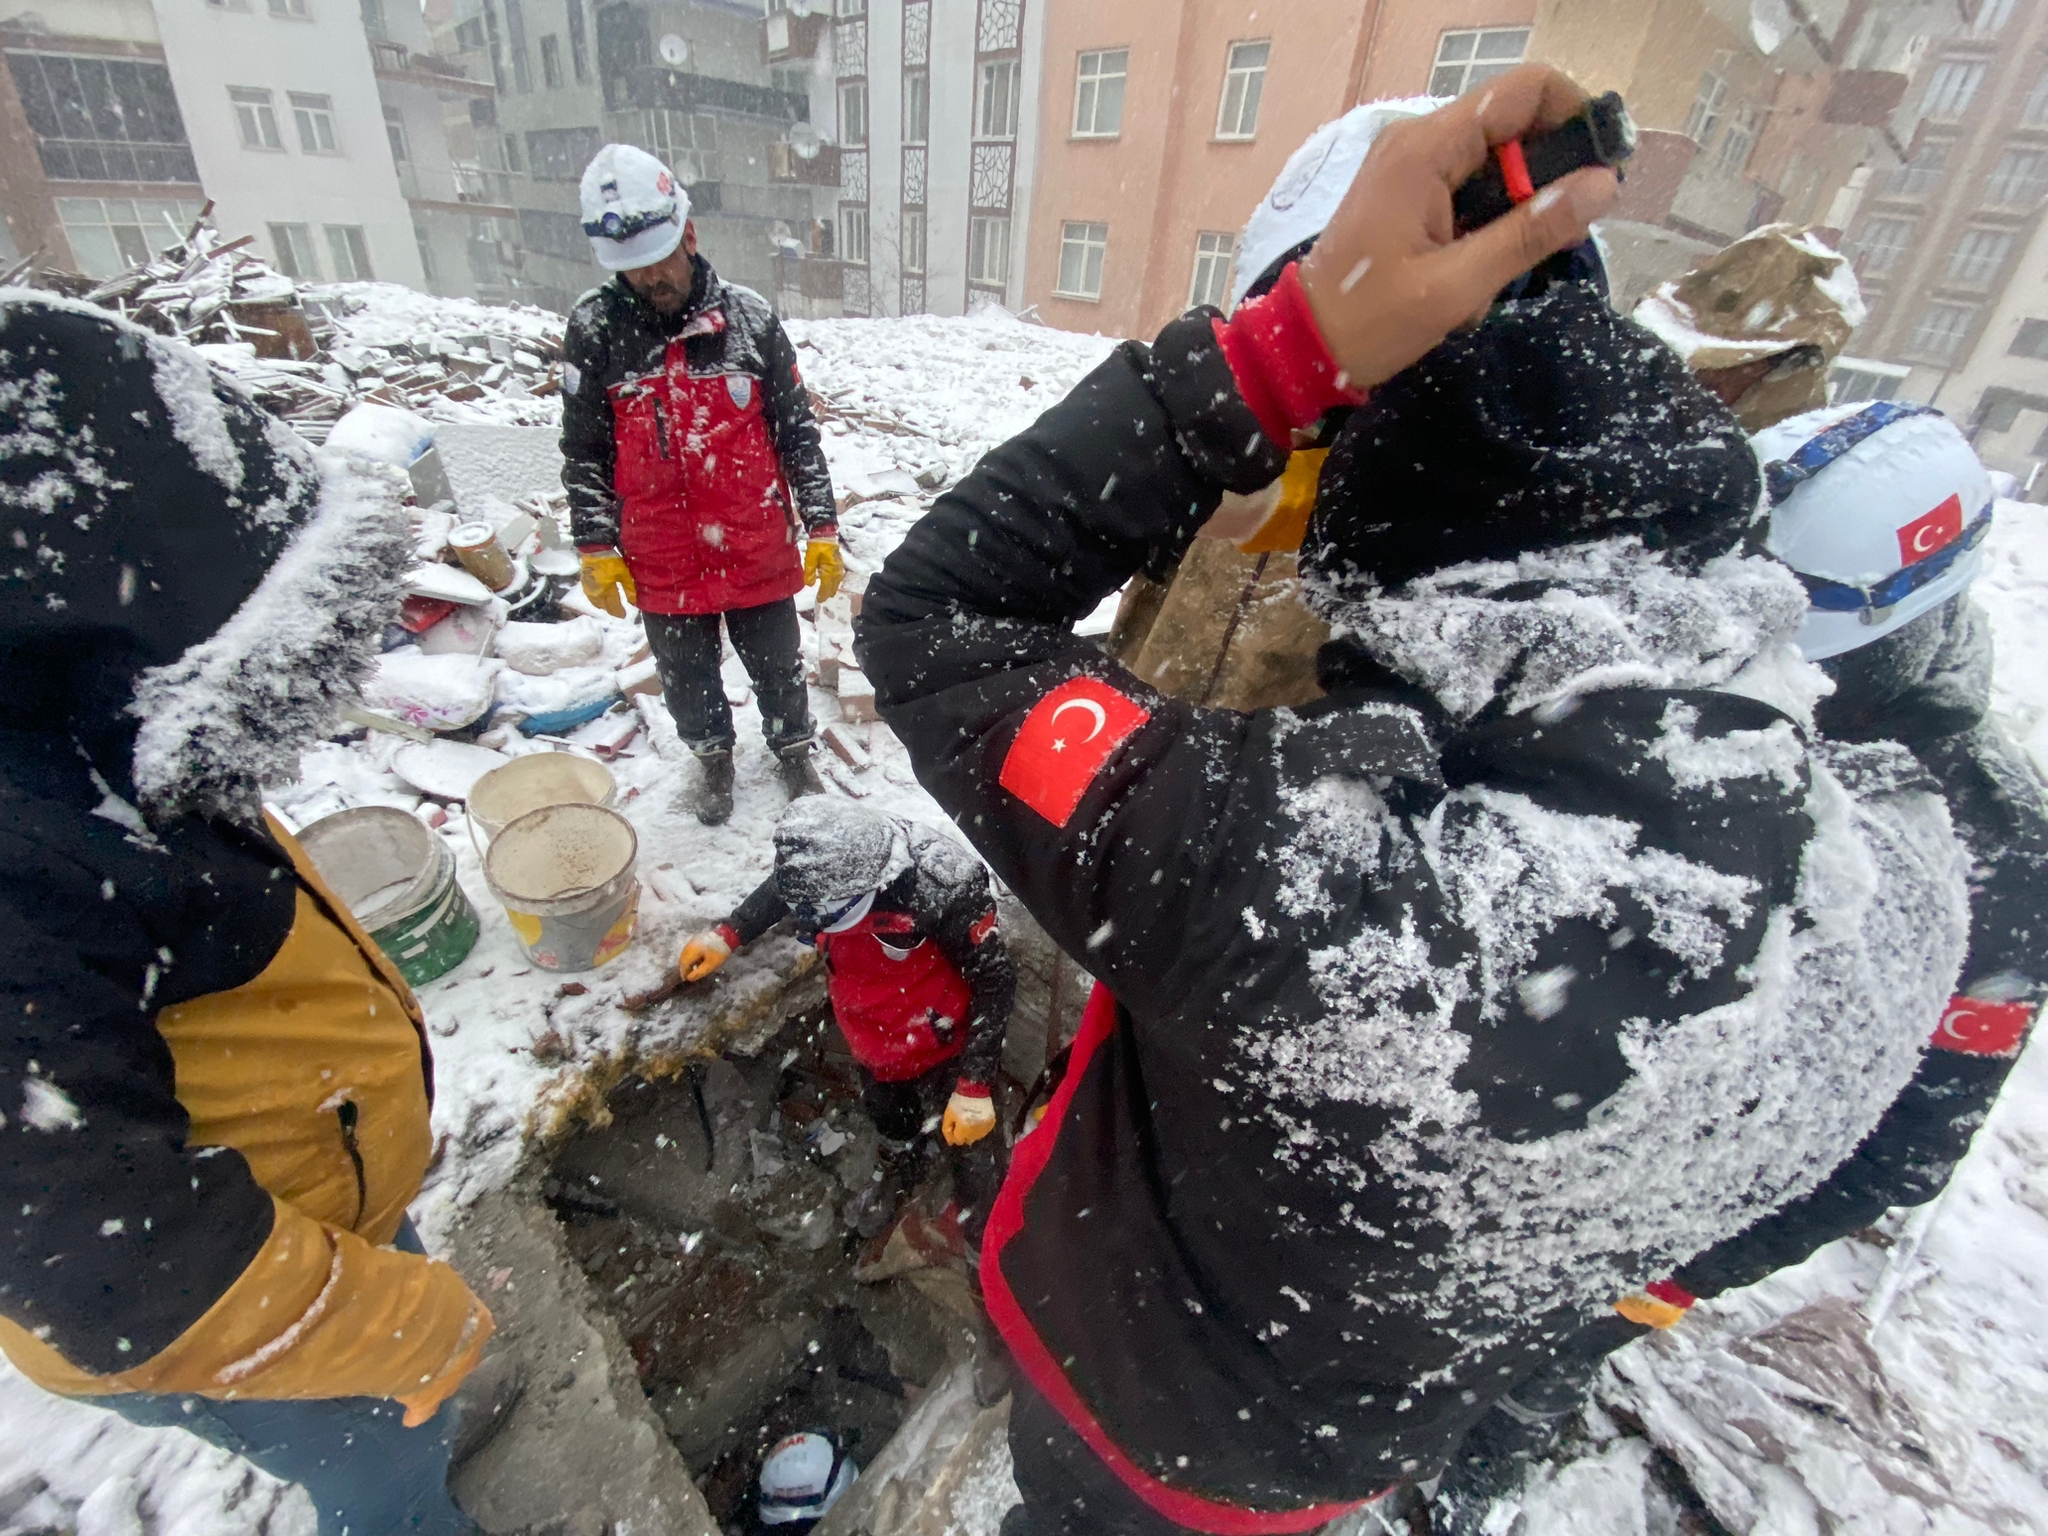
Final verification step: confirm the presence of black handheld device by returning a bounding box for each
[1451,91,1636,236]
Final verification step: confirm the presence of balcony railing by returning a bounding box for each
[770,140,841,185]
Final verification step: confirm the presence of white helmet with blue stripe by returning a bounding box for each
[758,1431,857,1527]
[1756,401,1995,662]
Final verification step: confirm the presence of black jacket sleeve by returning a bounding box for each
[759,313,836,534]
[911,862,1015,1088]
[725,871,789,946]
[561,295,620,549]
[855,316,1290,1009]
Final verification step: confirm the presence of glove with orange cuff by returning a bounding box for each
[1614,1278,1696,1330]
[578,547,638,618]
[942,1081,996,1146]
[679,923,740,982]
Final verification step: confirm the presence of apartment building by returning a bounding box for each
[1021,0,1947,338]
[0,0,498,294]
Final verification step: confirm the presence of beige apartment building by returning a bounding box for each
[1022,0,1944,337]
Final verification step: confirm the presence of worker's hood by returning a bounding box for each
[0,293,411,823]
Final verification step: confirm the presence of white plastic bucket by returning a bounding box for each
[467,752,616,846]
[483,803,640,972]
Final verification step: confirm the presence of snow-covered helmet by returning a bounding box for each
[1757,402,1994,661]
[579,143,688,271]
[773,799,909,922]
[1231,97,1443,309]
[757,1431,856,1528]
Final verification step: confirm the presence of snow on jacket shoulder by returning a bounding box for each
[856,314,1969,1517]
[560,258,834,615]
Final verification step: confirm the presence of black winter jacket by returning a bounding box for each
[855,315,1963,1520]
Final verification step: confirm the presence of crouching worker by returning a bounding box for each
[680,800,1015,1241]
[856,66,1971,1536]
[1,298,492,1534]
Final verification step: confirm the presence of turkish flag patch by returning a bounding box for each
[1897,493,1964,565]
[1930,995,2034,1056]
[999,675,1151,827]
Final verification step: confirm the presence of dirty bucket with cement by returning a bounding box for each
[468,752,616,847]
[298,806,480,986]
[485,803,640,972]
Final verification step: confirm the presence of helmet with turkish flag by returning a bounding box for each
[579,143,689,271]
[1756,401,1994,662]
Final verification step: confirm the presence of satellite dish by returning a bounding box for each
[657,33,689,67]
[788,122,820,159]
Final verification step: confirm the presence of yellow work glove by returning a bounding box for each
[942,1083,996,1146]
[679,927,734,982]
[579,548,638,618]
[1614,1280,1696,1330]
[1236,447,1330,555]
[803,536,844,602]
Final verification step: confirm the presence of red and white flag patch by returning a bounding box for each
[1930,995,2034,1056]
[1897,493,1964,565]
[999,675,1150,827]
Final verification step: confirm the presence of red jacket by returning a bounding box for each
[561,259,836,615]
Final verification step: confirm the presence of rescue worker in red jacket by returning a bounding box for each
[679,800,1016,1240]
[562,144,840,825]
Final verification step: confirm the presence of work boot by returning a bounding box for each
[776,743,827,799]
[691,749,735,825]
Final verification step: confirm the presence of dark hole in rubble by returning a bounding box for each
[544,1006,990,1525]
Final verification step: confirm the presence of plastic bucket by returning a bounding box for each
[467,753,616,847]
[483,803,640,972]
[297,806,480,986]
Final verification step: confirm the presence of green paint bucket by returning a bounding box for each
[298,806,481,986]
[483,802,640,972]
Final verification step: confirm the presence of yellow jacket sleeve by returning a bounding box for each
[1,1196,492,1404]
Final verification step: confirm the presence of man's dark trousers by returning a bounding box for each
[644,597,813,756]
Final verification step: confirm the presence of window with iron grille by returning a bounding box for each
[290,91,338,154]
[1947,228,2014,287]
[526,125,602,180]
[1920,60,1987,120]
[1073,48,1127,138]
[979,58,1020,139]
[969,214,1010,285]
[1683,73,1727,146]
[1189,231,1233,309]
[1850,216,1915,275]
[1428,28,1528,98]
[1216,40,1267,140]
[1906,301,1976,363]
[1985,148,2048,208]
[1056,220,1107,299]
[6,52,198,182]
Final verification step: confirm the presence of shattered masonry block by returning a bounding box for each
[617,657,663,697]
[837,668,877,725]
[823,723,871,771]
[821,757,871,797]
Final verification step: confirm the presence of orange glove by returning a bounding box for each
[802,536,844,602]
[679,926,734,982]
[942,1083,996,1146]
[1236,448,1329,554]
[1614,1279,1696,1330]
[396,1307,494,1427]
[579,548,637,618]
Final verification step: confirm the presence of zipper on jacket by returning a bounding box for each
[653,396,672,460]
[335,1100,367,1229]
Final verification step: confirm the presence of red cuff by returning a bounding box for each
[1645,1278,1696,1310]
[714,922,742,951]
[953,1081,992,1100]
[809,523,838,541]
[1212,262,1368,446]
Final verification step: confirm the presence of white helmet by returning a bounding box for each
[758,1431,857,1527]
[1757,401,1994,661]
[579,143,689,272]
[1231,96,1444,310]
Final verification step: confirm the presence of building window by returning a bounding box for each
[1921,60,1987,121]
[1966,0,2017,35]
[289,92,338,154]
[840,205,869,265]
[2026,70,2048,126]
[456,16,486,50]
[969,213,1010,286]
[361,0,386,35]
[1189,231,1233,309]
[55,195,203,278]
[839,80,869,146]
[1907,301,1976,364]
[526,126,602,180]
[1850,215,1915,275]
[1985,148,2048,208]
[269,222,320,278]
[325,224,373,280]
[1947,228,2015,287]
[1828,360,1907,403]
[1073,48,1127,138]
[1215,40,1268,140]
[2010,318,2048,359]
[1055,220,1107,299]
[1683,73,1727,146]
[7,52,199,183]
[566,0,590,81]
[641,110,720,183]
[837,0,864,14]
[1717,105,1758,172]
[979,58,1020,139]
[505,0,532,93]
[902,69,928,144]
[517,206,586,259]
[231,87,283,150]
[902,208,926,274]
[541,35,563,88]
[384,103,408,162]
[414,218,435,281]
[269,0,309,16]
[1428,28,1528,98]
[1882,136,1951,198]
